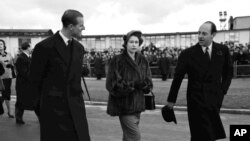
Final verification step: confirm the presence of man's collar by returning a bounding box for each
[23,51,30,58]
[202,42,213,50]
[59,31,71,45]
[207,42,212,50]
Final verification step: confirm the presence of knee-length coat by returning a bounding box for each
[15,52,36,110]
[30,32,90,141]
[167,42,233,140]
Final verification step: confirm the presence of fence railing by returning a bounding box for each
[234,62,250,77]
[86,63,250,78]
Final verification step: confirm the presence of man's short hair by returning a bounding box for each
[61,9,83,27]
[204,21,217,34]
[21,42,30,50]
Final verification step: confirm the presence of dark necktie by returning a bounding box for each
[204,47,210,61]
[67,40,71,47]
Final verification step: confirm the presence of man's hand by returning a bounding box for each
[166,101,175,109]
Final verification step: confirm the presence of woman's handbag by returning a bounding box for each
[144,91,156,110]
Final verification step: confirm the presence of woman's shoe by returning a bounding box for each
[8,112,14,118]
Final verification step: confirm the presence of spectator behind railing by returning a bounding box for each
[238,47,249,65]
[81,41,250,78]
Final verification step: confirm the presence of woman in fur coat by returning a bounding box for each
[106,30,153,141]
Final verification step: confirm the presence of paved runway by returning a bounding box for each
[0,102,250,141]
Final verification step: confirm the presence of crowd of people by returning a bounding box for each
[223,41,250,65]
[83,44,184,80]
[83,40,250,80]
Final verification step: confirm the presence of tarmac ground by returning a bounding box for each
[0,101,250,141]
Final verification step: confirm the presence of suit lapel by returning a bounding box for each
[54,32,70,66]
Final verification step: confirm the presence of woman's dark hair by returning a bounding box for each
[61,9,83,27]
[0,39,6,51]
[122,30,143,48]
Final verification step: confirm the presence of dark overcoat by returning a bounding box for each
[106,51,153,116]
[167,42,233,141]
[30,32,90,141]
[158,57,170,75]
[93,57,104,76]
[15,52,35,110]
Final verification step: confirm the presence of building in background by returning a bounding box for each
[1,15,250,55]
[232,16,250,30]
[0,29,53,56]
[81,28,250,51]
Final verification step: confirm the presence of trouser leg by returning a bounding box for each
[15,102,24,121]
[119,113,141,141]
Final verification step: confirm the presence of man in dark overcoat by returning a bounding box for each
[15,42,39,124]
[29,9,90,141]
[158,52,170,81]
[166,21,233,141]
[93,53,104,80]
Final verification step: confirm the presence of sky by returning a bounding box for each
[0,0,250,35]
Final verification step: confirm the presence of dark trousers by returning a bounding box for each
[15,101,40,121]
[2,79,12,100]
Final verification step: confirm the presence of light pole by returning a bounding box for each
[219,11,227,30]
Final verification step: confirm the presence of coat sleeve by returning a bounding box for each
[15,56,29,79]
[221,46,233,94]
[29,42,49,100]
[167,49,188,103]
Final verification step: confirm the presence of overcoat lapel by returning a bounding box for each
[68,39,80,81]
[54,32,70,66]
[193,44,211,70]
[209,43,222,72]
[210,42,220,68]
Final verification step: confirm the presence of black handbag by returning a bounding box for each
[144,91,156,110]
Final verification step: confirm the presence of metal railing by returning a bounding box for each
[234,62,250,78]
[85,63,250,78]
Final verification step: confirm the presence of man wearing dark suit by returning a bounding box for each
[166,21,233,141]
[29,9,90,141]
[15,42,39,124]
